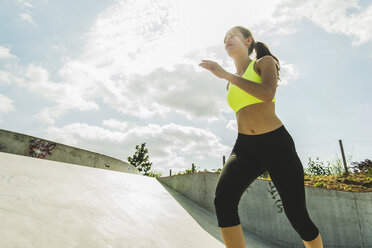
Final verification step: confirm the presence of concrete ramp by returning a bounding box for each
[0,151,226,248]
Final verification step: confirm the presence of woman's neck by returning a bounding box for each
[234,54,252,76]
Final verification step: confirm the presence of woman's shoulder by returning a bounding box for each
[256,55,278,72]
[256,55,276,64]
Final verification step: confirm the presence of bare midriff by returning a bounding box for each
[235,101,283,135]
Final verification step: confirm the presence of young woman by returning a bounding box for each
[198,26,324,248]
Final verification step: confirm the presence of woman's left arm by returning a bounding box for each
[199,57,278,102]
[224,57,278,102]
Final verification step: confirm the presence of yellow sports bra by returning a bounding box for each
[227,59,275,114]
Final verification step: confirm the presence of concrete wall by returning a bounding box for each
[0,128,139,175]
[158,172,372,248]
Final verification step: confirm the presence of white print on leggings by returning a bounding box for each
[267,181,283,213]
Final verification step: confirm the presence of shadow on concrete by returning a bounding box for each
[158,180,283,248]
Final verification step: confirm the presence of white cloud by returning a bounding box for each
[0,46,18,60]
[3,0,303,124]
[50,44,67,53]
[102,119,129,131]
[43,121,230,174]
[0,71,13,85]
[14,0,49,9]
[0,65,26,86]
[23,64,100,124]
[272,0,372,46]
[226,119,237,133]
[278,61,300,85]
[34,106,67,126]
[0,93,15,113]
[0,93,15,122]
[19,13,37,25]
[14,0,48,26]
[40,0,280,123]
[14,0,33,9]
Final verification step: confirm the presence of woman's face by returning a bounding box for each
[224,28,251,56]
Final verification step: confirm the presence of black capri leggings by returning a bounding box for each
[214,125,319,242]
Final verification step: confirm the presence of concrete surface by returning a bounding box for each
[0,151,282,248]
[0,128,137,174]
[159,172,372,248]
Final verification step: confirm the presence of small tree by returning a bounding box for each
[127,142,153,176]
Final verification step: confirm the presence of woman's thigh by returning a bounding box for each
[215,150,266,202]
[262,130,307,215]
[266,150,306,206]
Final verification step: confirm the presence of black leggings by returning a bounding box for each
[214,125,319,242]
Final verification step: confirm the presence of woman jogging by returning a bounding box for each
[198,26,324,248]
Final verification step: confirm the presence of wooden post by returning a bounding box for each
[192,163,195,173]
[339,139,349,174]
[169,169,172,176]
[223,155,225,167]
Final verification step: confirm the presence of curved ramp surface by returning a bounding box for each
[0,151,280,248]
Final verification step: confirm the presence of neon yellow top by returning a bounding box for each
[227,59,275,114]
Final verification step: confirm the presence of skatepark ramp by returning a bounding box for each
[0,151,281,248]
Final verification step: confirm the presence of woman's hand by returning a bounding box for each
[199,60,228,79]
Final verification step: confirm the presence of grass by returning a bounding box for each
[261,172,372,192]
[259,156,372,192]
[302,172,372,192]
[154,155,372,192]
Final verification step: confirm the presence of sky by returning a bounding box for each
[1,0,372,176]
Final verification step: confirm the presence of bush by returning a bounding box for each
[147,171,162,178]
[328,157,345,176]
[306,157,332,176]
[314,182,324,187]
[350,159,372,175]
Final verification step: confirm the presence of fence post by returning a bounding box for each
[339,139,349,174]
[169,169,172,176]
[223,155,225,167]
[192,163,195,173]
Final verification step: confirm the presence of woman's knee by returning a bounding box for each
[297,223,320,242]
[281,205,320,241]
[214,194,241,227]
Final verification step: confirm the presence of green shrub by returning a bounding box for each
[328,157,344,176]
[306,157,332,176]
[314,182,324,187]
[350,159,372,175]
